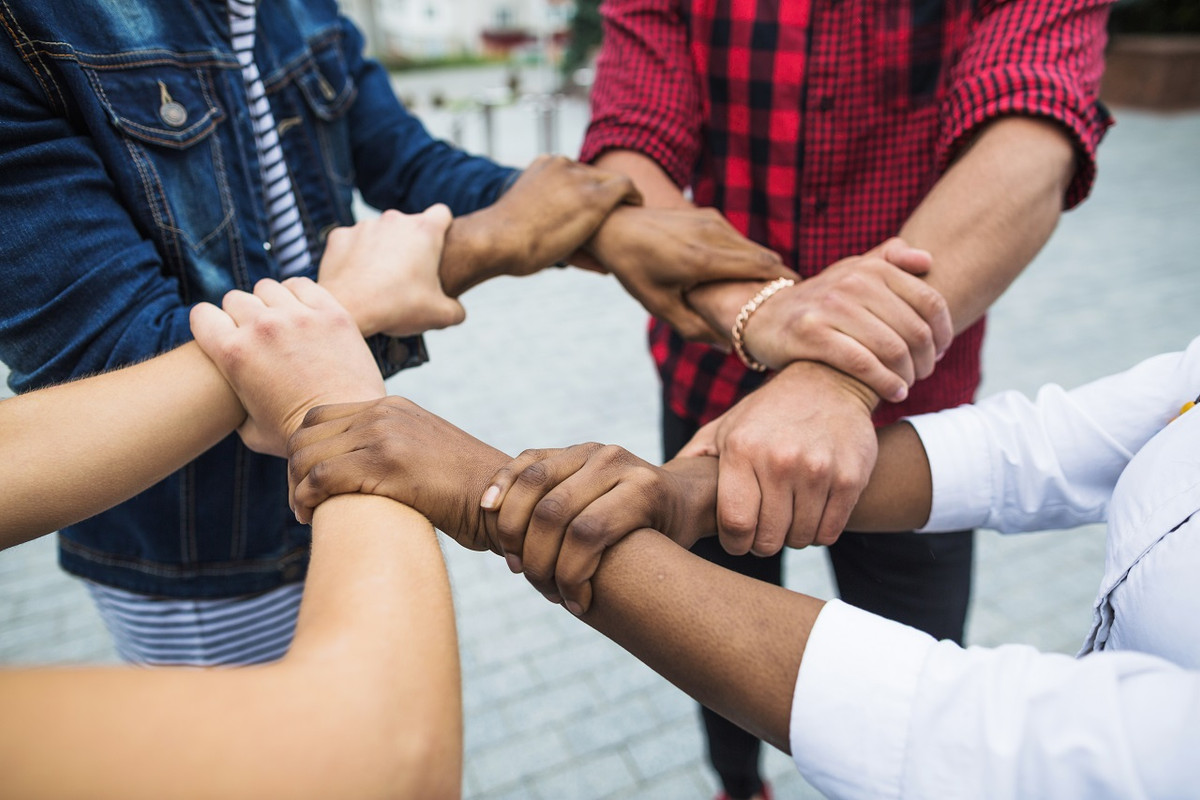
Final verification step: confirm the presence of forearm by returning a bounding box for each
[0,343,243,549]
[900,115,1075,332]
[580,527,822,752]
[591,150,692,209]
[438,212,507,298]
[0,494,460,799]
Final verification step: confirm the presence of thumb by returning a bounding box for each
[871,236,933,275]
[432,296,467,329]
[189,302,238,361]
[678,418,721,458]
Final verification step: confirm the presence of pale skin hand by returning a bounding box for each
[317,204,464,338]
[190,277,386,458]
[0,302,461,797]
[602,115,1075,554]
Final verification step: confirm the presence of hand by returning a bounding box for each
[190,278,386,457]
[317,204,464,338]
[678,361,878,555]
[586,206,791,344]
[478,446,719,613]
[441,155,641,294]
[286,396,505,550]
[691,237,952,402]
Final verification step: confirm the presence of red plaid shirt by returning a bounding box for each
[582,0,1113,426]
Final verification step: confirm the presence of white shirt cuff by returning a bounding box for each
[790,599,937,800]
[906,407,994,533]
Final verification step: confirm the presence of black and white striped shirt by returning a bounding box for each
[228,0,313,277]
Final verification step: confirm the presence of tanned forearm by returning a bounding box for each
[0,343,243,550]
[899,115,1076,333]
[0,494,460,799]
[580,527,822,753]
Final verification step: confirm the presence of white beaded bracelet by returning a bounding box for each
[731,277,795,372]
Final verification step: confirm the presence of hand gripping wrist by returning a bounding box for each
[731,277,795,372]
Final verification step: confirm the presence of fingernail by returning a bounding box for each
[505,553,523,574]
[481,485,501,509]
[564,600,584,616]
[936,350,947,362]
[892,386,908,402]
[546,592,562,605]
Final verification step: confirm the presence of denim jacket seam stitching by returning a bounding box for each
[0,2,69,113]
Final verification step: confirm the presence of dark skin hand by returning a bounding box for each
[288,396,933,616]
[438,154,642,297]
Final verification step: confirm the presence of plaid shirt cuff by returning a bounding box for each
[580,120,695,189]
[938,66,1112,210]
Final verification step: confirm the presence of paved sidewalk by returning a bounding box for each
[2,102,1197,799]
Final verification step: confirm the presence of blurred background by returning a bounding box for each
[2,1,1199,797]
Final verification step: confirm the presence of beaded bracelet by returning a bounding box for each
[731,277,795,372]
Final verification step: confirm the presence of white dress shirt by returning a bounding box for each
[789,336,1200,799]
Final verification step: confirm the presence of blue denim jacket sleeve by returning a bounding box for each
[0,45,195,392]
[338,16,518,216]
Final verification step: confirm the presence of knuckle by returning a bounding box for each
[531,494,569,527]
[517,461,551,489]
[719,508,756,538]
[567,515,608,548]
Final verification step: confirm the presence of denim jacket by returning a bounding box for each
[0,0,515,596]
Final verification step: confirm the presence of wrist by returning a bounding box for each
[660,456,719,547]
[780,361,880,414]
[440,214,507,297]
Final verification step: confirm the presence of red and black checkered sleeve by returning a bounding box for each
[938,0,1115,209]
[579,0,704,188]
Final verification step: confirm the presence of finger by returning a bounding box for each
[490,447,590,567]
[189,302,239,355]
[291,449,374,525]
[785,477,826,550]
[882,270,954,362]
[220,288,265,325]
[656,297,727,345]
[554,485,653,614]
[294,400,384,434]
[252,278,301,309]
[282,276,344,312]
[806,472,864,546]
[871,237,933,275]
[287,418,358,495]
[716,452,760,556]
[480,447,558,513]
[819,328,911,404]
[522,465,620,601]
[750,464,793,557]
[678,418,721,458]
[419,202,453,232]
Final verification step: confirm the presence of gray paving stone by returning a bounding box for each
[528,750,638,800]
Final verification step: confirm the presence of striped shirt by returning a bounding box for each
[228,0,313,277]
[86,581,303,666]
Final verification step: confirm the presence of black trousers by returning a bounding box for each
[663,403,974,800]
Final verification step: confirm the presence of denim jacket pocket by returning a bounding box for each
[84,61,237,259]
[290,36,357,188]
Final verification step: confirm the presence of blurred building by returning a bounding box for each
[340,0,573,60]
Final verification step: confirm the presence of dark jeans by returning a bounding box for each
[663,402,974,800]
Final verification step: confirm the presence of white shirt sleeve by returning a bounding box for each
[909,339,1200,534]
[790,600,1200,800]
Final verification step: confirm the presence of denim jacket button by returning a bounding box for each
[159,100,188,127]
